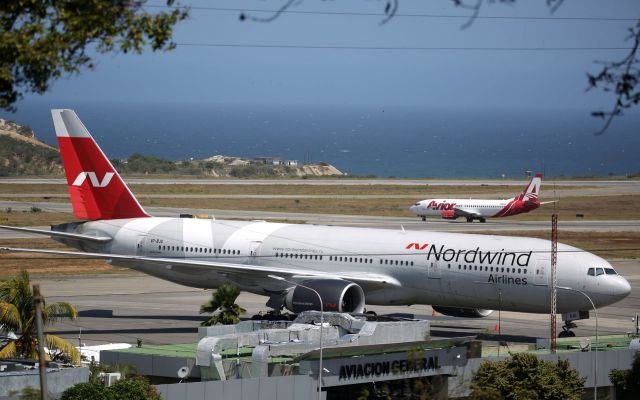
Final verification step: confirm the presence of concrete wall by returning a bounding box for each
[0,367,89,399]
[156,375,318,400]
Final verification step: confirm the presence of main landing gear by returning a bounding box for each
[421,216,426,221]
[466,217,486,223]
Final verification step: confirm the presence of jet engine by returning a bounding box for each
[440,210,457,220]
[284,279,366,314]
[432,306,493,318]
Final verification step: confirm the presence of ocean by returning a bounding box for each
[4,101,640,178]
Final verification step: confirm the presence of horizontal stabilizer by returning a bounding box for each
[0,225,112,243]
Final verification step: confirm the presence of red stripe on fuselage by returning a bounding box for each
[493,199,539,218]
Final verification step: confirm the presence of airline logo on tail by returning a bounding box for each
[517,173,542,202]
[52,109,149,220]
[72,172,115,188]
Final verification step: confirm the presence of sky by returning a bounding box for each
[9,0,640,112]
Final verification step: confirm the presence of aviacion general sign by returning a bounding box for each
[339,356,440,381]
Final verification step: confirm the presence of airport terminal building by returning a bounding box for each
[98,312,638,400]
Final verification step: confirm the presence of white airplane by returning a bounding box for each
[410,173,556,223]
[0,110,630,337]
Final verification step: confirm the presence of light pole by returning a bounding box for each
[268,275,324,400]
[33,284,48,400]
[558,286,598,400]
[498,288,502,357]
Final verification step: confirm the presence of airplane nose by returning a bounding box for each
[613,276,631,299]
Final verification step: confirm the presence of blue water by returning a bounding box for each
[4,101,640,178]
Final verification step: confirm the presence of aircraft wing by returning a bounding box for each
[0,247,400,290]
[0,225,112,243]
[451,207,481,218]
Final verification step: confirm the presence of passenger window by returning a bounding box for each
[587,268,595,276]
[596,268,605,276]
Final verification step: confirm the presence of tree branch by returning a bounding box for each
[588,20,640,135]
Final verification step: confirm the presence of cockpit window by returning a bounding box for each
[414,203,421,206]
[605,268,617,275]
[587,267,595,276]
[596,268,605,276]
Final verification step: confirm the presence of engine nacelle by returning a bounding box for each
[440,210,457,220]
[432,306,493,318]
[284,279,366,314]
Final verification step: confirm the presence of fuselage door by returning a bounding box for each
[534,257,549,286]
[249,241,262,258]
[136,234,147,256]
[428,261,441,279]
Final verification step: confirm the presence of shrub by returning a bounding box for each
[60,382,114,400]
[109,376,161,400]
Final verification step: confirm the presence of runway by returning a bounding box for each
[34,258,639,347]
[0,200,638,233]
[2,178,638,187]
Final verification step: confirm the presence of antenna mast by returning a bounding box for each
[550,213,558,353]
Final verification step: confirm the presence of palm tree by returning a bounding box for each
[0,270,79,363]
[199,284,246,326]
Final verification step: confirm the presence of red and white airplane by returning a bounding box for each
[410,174,556,223]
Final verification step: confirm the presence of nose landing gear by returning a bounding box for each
[558,311,590,337]
[559,320,577,337]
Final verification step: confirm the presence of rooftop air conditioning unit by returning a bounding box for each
[98,372,122,387]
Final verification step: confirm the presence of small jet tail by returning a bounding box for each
[52,109,149,220]
[516,173,542,202]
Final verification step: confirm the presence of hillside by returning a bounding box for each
[112,154,344,177]
[0,119,344,178]
[0,119,63,176]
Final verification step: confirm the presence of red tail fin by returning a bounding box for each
[52,109,149,220]
[516,173,543,201]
